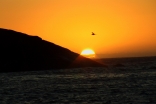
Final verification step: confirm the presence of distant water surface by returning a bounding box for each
[0,57,156,104]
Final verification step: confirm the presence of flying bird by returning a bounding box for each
[92,32,96,35]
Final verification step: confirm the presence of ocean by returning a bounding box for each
[0,56,156,104]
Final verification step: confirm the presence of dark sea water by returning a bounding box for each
[0,57,156,104]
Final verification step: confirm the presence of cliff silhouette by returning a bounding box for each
[0,28,104,72]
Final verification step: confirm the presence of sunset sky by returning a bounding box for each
[0,0,156,58]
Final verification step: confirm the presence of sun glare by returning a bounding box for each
[81,48,95,58]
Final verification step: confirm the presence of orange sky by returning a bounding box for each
[0,0,156,58]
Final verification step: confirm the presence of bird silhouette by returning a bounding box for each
[91,32,95,35]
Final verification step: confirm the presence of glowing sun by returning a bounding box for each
[80,48,95,58]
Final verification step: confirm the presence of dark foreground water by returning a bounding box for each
[0,57,156,104]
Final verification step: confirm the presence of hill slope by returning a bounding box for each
[0,28,104,72]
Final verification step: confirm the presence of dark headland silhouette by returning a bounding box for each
[0,28,104,72]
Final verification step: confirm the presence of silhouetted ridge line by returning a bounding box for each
[0,28,104,72]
